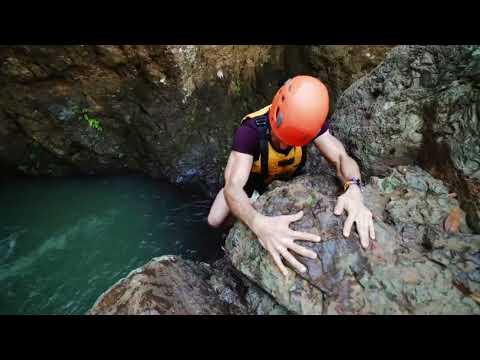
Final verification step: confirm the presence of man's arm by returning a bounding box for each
[313,130,375,248]
[222,151,258,230]
[223,151,321,277]
[313,130,361,184]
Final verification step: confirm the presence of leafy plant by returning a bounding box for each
[232,79,241,96]
[80,109,103,132]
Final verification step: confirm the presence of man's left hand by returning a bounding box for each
[334,185,375,248]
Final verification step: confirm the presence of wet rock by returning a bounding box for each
[225,169,480,314]
[88,255,247,315]
[210,256,289,315]
[319,45,480,232]
[89,255,287,315]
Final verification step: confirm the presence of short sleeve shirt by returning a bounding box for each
[232,117,330,158]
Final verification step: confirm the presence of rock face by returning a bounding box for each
[321,45,480,232]
[89,255,288,315]
[0,45,390,196]
[225,169,480,314]
[0,45,281,196]
[306,45,394,109]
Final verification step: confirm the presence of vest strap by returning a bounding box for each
[255,115,269,190]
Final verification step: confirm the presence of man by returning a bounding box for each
[208,75,375,277]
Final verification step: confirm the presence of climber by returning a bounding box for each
[207,75,375,277]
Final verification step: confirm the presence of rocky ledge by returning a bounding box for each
[88,255,287,315]
[90,167,480,315]
[226,168,480,315]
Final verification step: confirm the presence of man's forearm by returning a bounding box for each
[337,154,361,185]
[224,185,263,232]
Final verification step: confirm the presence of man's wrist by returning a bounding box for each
[344,177,363,193]
[345,183,362,195]
[343,185,364,206]
[251,213,266,234]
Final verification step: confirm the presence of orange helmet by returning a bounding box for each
[269,75,329,146]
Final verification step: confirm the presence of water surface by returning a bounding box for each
[0,175,222,314]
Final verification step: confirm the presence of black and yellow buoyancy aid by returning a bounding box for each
[241,105,306,188]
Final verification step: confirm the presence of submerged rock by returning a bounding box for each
[225,169,480,315]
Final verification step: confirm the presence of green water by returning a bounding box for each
[0,175,223,315]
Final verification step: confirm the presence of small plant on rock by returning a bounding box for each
[80,109,103,132]
[232,79,241,96]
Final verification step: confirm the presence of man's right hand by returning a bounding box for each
[252,211,320,277]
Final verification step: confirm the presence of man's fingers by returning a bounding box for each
[369,217,376,240]
[358,221,370,249]
[289,242,317,259]
[270,249,288,277]
[279,248,307,274]
[334,197,346,216]
[343,213,355,237]
[290,230,321,243]
[285,210,304,223]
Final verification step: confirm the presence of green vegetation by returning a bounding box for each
[232,79,241,96]
[81,110,103,131]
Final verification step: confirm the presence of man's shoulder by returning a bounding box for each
[233,118,261,157]
[239,117,259,130]
[234,118,259,142]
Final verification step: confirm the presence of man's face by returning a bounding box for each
[271,131,291,151]
[278,140,290,151]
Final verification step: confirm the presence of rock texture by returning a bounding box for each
[90,167,480,315]
[321,45,480,232]
[86,46,480,315]
[0,45,278,196]
[307,45,394,108]
[0,45,390,196]
[89,255,288,315]
[225,169,480,314]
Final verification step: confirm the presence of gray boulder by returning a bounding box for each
[318,45,480,232]
[225,168,480,314]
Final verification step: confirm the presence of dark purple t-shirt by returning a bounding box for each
[232,118,330,158]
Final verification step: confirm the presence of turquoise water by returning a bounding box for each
[0,175,222,315]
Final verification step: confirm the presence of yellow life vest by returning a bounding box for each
[241,105,305,184]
